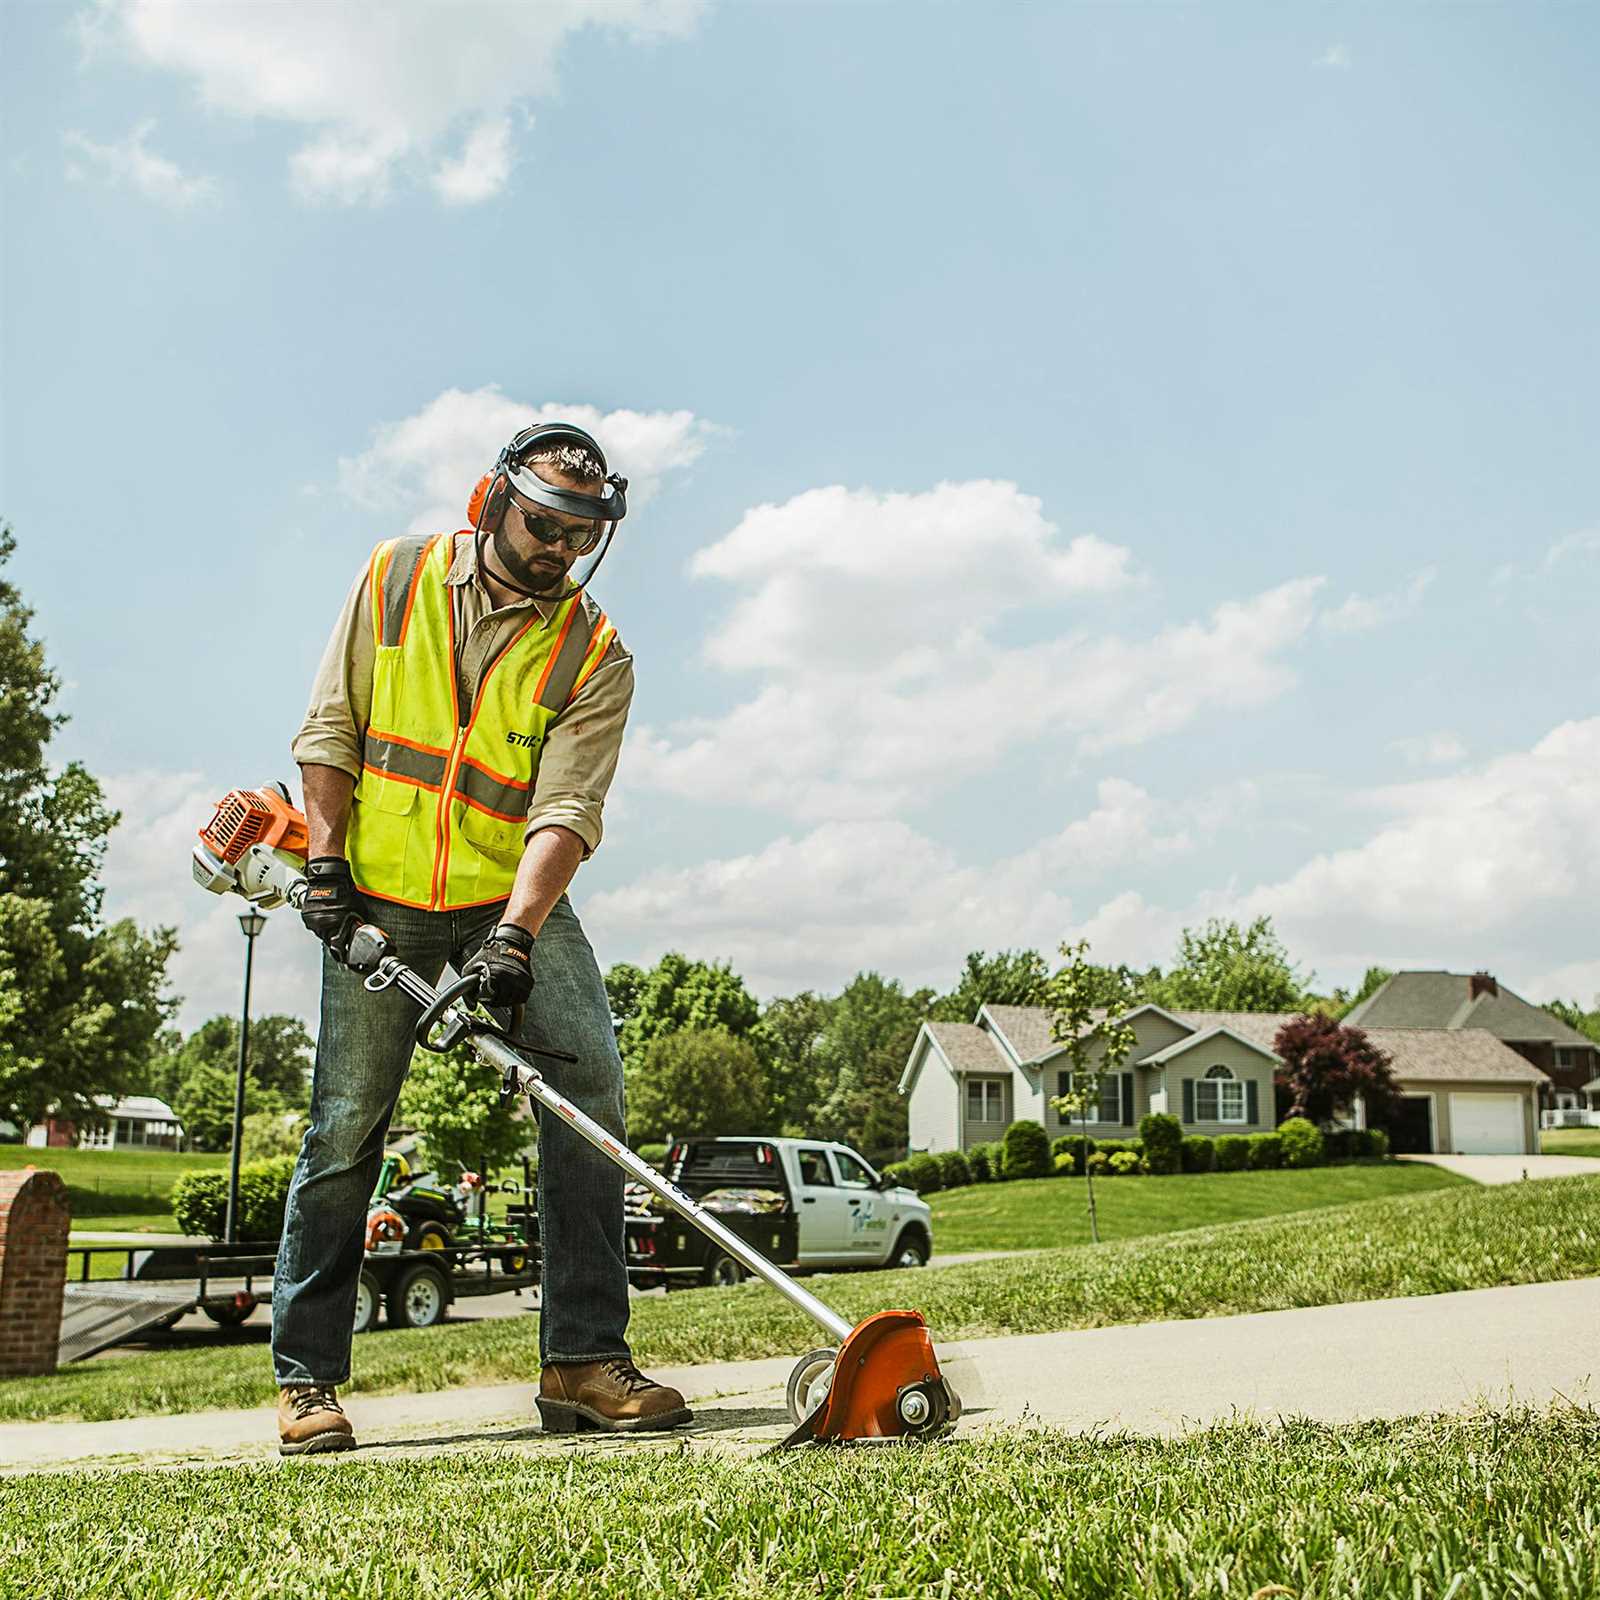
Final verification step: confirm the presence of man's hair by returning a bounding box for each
[520,440,604,483]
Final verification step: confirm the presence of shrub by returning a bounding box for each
[1085,1151,1109,1176]
[903,1152,944,1194]
[1322,1128,1358,1162]
[1091,1138,1142,1164]
[967,1145,992,1183]
[1366,1127,1390,1159]
[1108,1150,1142,1176]
[1180,1135,1215,1174]
[935,1149,972,1190]
[1052,1135,1093,1175]
[1000,1119,1052,1181]
[1052,1151,1077,1175]
[1247,1131,1284,1170]
[1139,1112,1183,1176]
[172,1156,296,1241]
[881,1160,914,1189]
[637,1142,669,1167]
[1278,1117,1326,1169]
[1214,1134,1251,1173]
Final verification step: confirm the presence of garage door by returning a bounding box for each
[1448,1093,1526,1155]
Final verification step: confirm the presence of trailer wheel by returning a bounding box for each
[202,1295,257,1327]
[388,1263,448,1329]
[353,1270,381,1335]
[701,1250,747,1289]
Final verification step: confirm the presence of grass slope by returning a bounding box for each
[0,1146,223,1225]
[2,1412,1597,1599]
[6,1173,1597,1425]
[927,1160,1462,1252]
[1543,1128,1600,1158]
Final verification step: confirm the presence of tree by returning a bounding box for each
[0,528,176,1128]
[1543,998,1600,1046]
[1272,1012,1403,1128]
[627,1029,768,1144]
[930,949,1050,1023]
[174,1061,279,1152]
[1144,917,1307,1013]
[613,952,760,1072]
[751,990,834,1136]
[1046,940,1139,1243]
[148,1013,314,1111]
[603,961,647,1035]
[812,973,935,1158]
[1335,966,1393,1018]
[396,1042,531,1176]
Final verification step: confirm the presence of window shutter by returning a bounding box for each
[1182,1078,1195,1122]
[1058,1071,1070,1101]
[1246,1079,1259,1125]
[1121,1072,1134,1126]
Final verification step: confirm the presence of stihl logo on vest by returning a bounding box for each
[506,730,542,750]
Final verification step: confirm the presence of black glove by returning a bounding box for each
[301,857,361,951]
[463,922,535,1008]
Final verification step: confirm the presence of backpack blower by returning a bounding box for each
[192,782,962,1446]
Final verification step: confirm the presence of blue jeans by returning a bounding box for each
[271,893,631,1385]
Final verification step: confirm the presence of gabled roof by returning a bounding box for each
[1142,1024,1283,1067]
[1360,1027,1548,1085]
[897,1021,1010,1094]
[1342,971,1594,1048]
[978,1005,1059,1065]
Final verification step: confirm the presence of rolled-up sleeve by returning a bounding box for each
[290,562,374,780]
[524,640,634,857]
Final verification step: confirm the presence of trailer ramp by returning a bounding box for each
[57,1281,197,1364]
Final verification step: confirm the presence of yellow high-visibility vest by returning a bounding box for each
[345,534,616,910]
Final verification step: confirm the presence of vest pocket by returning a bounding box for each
[355,775,422,815]
[457,804,524,864]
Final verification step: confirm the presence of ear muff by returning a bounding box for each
[467,471,510,532]
[467,473,492,528]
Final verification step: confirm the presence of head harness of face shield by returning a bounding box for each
[466,422,629,602]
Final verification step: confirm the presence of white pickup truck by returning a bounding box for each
[627,1136,934,1289]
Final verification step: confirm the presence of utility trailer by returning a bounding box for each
[58,1238,538,1363]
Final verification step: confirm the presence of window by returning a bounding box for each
[832,1150,876,1189]
[966,1079,1005,1123]
[1195,1064,1246,1123]
[796,1148,835,1187]
[1055,1071,1122,1125]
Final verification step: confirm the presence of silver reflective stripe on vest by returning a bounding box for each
[534,605,599,712]
[363,733,448,789]
[378,536,436,648]
[456,761,528,821]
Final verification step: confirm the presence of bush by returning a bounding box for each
[1214,1134,1251,1173]
[1366,1127,1390,1159]
[1247,1131,1284,1170]
[903,1152,944,1195]
[978,1141,1007,1179]
[1322,1128,1358,1162]
[1108,1150,1142,1176]
[1090,1138,1142,1164]
[1278,1117,1326,1169]
[1051,1135,1093,1175]
[1052,1151,1076,1175]
[637,1142,669,1167]
[935,1149,973,1190]
[239,1110,305,1164]
[1000,1119,1052,1181]
[171,1156,296,1241]
[1180,1135,1215,1174]
[1085,1151,1109,1176]
[881,1160,914,1190]
[1139,1112,1183,1176]
[966,1145,991,1183]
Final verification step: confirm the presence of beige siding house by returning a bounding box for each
[899,1003,1549,1156]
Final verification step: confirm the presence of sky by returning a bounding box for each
[2,1,1597,1034]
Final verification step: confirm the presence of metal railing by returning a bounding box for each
[1541,1108,1600,1129]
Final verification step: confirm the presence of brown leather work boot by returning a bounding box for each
[277,1384,357,1455]
[538,1357,693,1433]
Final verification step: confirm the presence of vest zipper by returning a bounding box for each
[432,727,469,910]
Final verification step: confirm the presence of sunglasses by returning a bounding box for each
[513,501,603,555]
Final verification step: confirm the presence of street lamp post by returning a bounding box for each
[224,908,268,1245]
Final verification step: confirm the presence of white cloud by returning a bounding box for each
[62,121,217,207]
[338,386,720,533]
[1524,958,1600,1009]
[1388,731,1466,767]
[99,770,323,1032]
[1320,567,1434,635]
[1316,44,1352,69]
[1545,529,1600,570]
[89,0,704,205]
[630,479,1321,818]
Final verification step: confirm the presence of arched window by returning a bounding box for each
[1196,1063,1246,1123]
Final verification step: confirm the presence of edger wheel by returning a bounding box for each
[785,1347,838,1427]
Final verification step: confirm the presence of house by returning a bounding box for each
[900,1002,1549,1157]
[1343,971,1599,1119]
[24,1095,186,1152]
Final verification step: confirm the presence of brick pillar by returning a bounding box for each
[0,1167,71,1376]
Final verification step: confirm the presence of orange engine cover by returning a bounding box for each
[809,1310,951,1441]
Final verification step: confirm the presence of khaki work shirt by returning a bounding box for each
[292,534,633,857]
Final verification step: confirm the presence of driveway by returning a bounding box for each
[1398,1153,1598,1184]
[7,1276,1595,1473]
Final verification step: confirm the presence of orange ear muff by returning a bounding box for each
[467,473,493,529]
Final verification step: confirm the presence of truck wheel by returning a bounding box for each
[202,1295,257,1327]
[353,1270,380,1335]
[890,1229,929,1269]
[388,1263,448,1329]
[701,1251,747,1288]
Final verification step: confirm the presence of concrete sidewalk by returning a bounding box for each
[1398,1153,1599,1184]
[5,1276,1595,1473]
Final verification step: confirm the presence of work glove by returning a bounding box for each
[463,922,535,1008]
[300,857,361,953]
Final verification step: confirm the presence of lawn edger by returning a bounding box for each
[192,782,963,1446]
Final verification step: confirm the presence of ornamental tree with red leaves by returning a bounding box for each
[1272,1012,1402,1128]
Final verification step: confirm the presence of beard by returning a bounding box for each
[488,521,567,597]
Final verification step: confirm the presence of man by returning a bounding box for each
[273,421,690,1454]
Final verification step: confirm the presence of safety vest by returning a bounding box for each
[345,533,616,910]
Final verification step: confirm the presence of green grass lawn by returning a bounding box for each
[2,1411,1595,1599]
[6,1173,1597,1425]
[1543,1127,1600,1158]
[0,1145,223,1225]
[927,1160,1462,1252]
